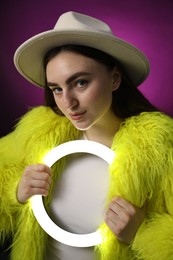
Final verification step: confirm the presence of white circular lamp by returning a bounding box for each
[31,140,115,247]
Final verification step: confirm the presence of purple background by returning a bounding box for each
[1,0,173,137]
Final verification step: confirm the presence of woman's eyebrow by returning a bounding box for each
[47,82,59,88]
[47,71,92,87]
[65,72,91,85]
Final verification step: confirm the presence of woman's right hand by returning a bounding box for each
[17,164,52,203]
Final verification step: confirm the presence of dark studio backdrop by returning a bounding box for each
[1,0,173,138]
[0,0,173,258]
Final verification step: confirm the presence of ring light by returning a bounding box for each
[31,140,115,247]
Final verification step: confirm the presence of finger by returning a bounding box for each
[111,197,136,215]
[107,206,129,227]
[29,164,52,175]
[109,199,126,216]
[113,197,146,212]
[105,212,122,236]
[31,171,52,185]
[30,179,51,191]
[108,200,134,225]
[105,216,117,234]
[105,208,118,225]
[28,187,49,197]
[112,197,131,208]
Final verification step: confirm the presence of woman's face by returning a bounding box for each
[46,51,121,130]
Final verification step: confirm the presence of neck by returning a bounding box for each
[84,112,123,148]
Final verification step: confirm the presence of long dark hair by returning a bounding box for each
[43,44,158,118]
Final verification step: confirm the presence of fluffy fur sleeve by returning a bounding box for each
[0,127,25,242]
[131,113,173,260]
[0,106,78,244]
[97,112,173,260]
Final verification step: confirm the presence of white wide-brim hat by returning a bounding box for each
[14,11,150,88]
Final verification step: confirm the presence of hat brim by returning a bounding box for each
[14,29,150,88]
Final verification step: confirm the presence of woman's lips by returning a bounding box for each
[70,111,86,121]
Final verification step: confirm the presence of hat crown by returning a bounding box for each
[54,11,113,34]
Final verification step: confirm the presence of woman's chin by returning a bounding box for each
[71,121,93,131]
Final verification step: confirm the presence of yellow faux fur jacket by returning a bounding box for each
[0,106,173,260]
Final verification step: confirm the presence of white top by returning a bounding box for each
[46,141,109,260]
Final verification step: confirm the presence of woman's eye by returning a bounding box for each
[76,79,88,88]
[51,87,62,94]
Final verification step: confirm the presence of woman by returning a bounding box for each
[0,11,173,260]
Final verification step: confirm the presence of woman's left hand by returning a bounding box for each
[105,196,145,244]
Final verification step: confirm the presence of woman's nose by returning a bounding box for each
[63,91,78,109]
